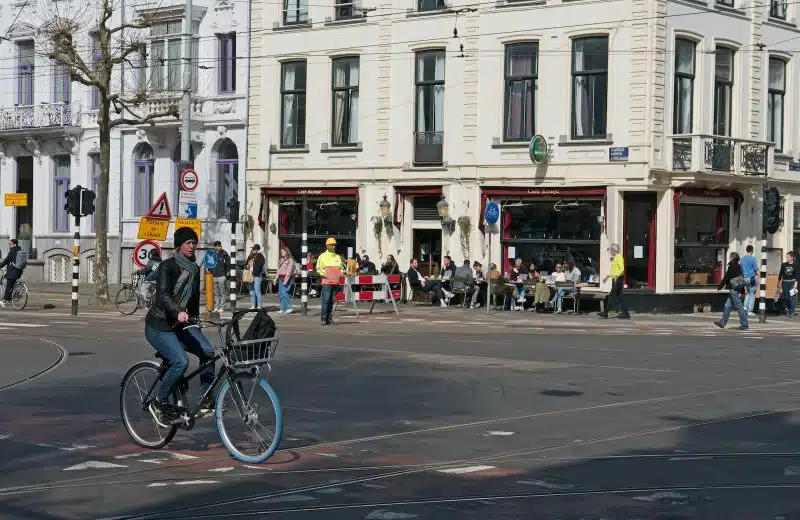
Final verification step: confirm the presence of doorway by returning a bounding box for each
[412,229,441,277]
[623,192,657,290]
[16,156,33,236]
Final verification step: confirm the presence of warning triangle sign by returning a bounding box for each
[146,192,172,220]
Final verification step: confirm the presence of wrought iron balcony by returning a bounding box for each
[668,134,772,177]
[413,131,444,167]
[0,103,81,133]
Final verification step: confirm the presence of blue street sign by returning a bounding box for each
[203,250,218,270]
[182,203,198,219]
[484,200,500,226]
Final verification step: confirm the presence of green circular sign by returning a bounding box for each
[529,135,548,164]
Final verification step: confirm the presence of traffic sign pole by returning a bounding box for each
[72,212,81,317]
[483,200,501,316]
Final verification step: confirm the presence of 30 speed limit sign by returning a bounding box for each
[133,240,161,269]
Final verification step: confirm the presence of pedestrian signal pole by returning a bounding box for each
[64,186,96,316]
[227,197,239,313]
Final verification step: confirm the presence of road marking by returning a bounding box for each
[632,491,688,503]
[315,453,338,458]
[437,465,496,475]
[316,487,344,494]
[37,443,96,451]
[0,433,13,440]
[785,466,800,476]
[147,483,169,488]
[0,322,46,328]
[669,456,714,461]
[483,431,515,436]
[139,460,164,464]
[254,494,318,504]
[208,467,235,473]
[63,461,128,471]
[284,406,337,415]
[517,479,574,490]
[174,480,219,486]
[365,510,419,519]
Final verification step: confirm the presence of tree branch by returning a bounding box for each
[109,21,153,35]
[109,103,179,129]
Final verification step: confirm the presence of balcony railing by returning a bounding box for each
[138,96,201,121]
[335,0,363,19]
[0,103,81,131]
[414,131,444,166]
[669,134,772,176]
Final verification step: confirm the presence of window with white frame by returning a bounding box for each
[149,20,199,92]
[713,47,734,137]
[17,40,34,106]
[216,139,238,218]
[503,43,537,142]
[673,38,695,134]
[134,144,154,216]
[53,155,71,233]
[571,36,608,139]
[331,56,359,146]
[767,57,786,153]
[770,0,787,19]
[283,0,308,24]
[281,60,307,148]
[53,60,71,104]
[218,33,236,94]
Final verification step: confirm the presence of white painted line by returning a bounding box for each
[139,460,164,464]
[0,433,13,440]
[254,494,318,504]
[785,466,800,476]
[37,442,96,452]
[0,323,46,328]
[168,452,199,460]
[51,321,89,325]
[147,483,169,488]
[362,483,387,489]
[174,480,220,486]
[668,456,714,461]
[365,510,419,519]
[114,452,148,459]
[314,453,338,458]
[208,467,235,473]
[437,465,496,475]
[283,406,337,415]
[517,479,574,490]
[315,487,344,494]
[633,491,688,503]
[483,431,515,436]
[63,461,128,471]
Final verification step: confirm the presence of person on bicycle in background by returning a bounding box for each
[145,227,216,426]
[0,239,24,308]
[135,249,162,301]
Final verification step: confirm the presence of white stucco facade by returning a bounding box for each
[0,0,249,283]
[246,0,800,298]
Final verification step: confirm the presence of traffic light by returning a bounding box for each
[763,186,783,235]
[64,186,81,219]
[227,197,240,223]
[81,189,96,216]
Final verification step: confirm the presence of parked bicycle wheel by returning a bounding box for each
[120,361,178,449]
[11,283,27,311]
[215,374,282,463]
[115,286,140,315]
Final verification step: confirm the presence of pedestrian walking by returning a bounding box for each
[316,237,344,325]
[777,251,797,317]
[276,246,296,314]
[714,251,748,330]
[211,241,231,313]
[598,243,630,319]
[246,244,265,309]
[740,244,759,315]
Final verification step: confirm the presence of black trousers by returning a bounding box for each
[606,278,628,315]
[3,278,16,302]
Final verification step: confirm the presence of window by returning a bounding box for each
[134,144,154,216]
[133,45,146,91]
[571,36,608,139]
[17,41,34,105]
[53,155,71,233]
[504,43,537,142]
[90,34,101,108]
[673,39,695,134]
[280,61,307,148]
[150,20,199,92]
[53,61,71,104]
[216,140,239,218]
[278,198,357,261]
[283,0,308,24]
[767,57,786,153]
[335,0,362,19]
[218,33,236,94]
[713,47,734,137]
[418,0,446,11]
[90,154,100,232]
[771,0,788,18]
[716,0,734,6]
[414,50,445,166]
[675,203,730,287]
[331,57,359,146]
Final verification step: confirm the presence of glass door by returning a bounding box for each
[623,193,656,289]
[413,229,441,277]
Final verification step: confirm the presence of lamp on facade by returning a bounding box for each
[436,197,450,218]
[379,195,391,218]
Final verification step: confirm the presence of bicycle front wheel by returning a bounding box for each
[11,283,27,311]
[215,374,282,464]
[120,361,178,449]
[115,286,139,315]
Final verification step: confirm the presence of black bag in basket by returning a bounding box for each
[227,309,277,360]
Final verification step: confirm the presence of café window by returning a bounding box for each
[674,203,729,287]
[500,199,602,278]
[278,198,357,261]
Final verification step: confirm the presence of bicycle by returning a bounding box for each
[119,309,283,463]
[0,270,28,311]
[115,273,153,315]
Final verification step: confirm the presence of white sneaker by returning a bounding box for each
[0,301,5,308]
[285,308,294,314]
[278,310,285,314]
[440,300,448,308]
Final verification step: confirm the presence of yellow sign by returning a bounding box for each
[137,217,170,241]
[175,218,202,239]
[4,193,27,206]
[73,245,80,257]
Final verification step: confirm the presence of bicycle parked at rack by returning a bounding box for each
[0,269,28,311]
[119,309,283,463]
[115,273,154,315]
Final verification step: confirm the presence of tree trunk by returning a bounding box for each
[94,99,112,305]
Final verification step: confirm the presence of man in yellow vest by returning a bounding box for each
[316,237,344,325]
[599,243,630,319]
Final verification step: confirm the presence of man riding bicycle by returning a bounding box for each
[145,227,216,426]
[0,239,25,308]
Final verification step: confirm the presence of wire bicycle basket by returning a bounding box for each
[225,336,279,368]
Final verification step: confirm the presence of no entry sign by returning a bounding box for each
[179,169,198,192]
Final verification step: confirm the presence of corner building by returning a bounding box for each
[246,0,800,307]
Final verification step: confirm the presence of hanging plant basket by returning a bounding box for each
[372,216,383,257]
[383,215,394,238]
[240,214,255,242]
[457,215,472,259]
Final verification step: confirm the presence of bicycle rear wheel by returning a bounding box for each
[115,286,139,315]
[120,361,177,449]
[11,283,27,311]
[215,374,282,464]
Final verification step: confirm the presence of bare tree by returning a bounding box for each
[34,0,178,304]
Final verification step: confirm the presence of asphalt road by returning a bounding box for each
[0,306,799,520]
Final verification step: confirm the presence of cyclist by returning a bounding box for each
[135,249,162,301]
[0,239,24,308]
[144,227,216,426]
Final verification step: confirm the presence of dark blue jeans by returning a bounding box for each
[720,289,748,328]
[145,326,216,401]
[783,281,796,315]
[320,285,336,323]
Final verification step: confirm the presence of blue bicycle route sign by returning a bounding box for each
[203,250,218,270]
[484,200,500,227]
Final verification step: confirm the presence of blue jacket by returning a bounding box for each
[740,254,759,278]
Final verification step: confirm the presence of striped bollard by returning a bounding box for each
[229,232,237,313]
[759,238,767,323]
[301,232,308,316]
[71,222,80,316]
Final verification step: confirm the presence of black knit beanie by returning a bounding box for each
[174,227,198,249]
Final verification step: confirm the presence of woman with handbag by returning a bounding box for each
[778,251,796,317]
[245,244,266,309]
[714,251,748,330]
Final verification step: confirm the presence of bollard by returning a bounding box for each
[205,271,214,313]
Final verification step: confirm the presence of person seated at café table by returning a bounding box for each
[470,261,487,308]
[452,259,473,305]
[407,258,454,307]
[550,258,581,314]
[381,254,400,275]
[508,258,527,311]
[359,255,377,274]
[531,263,551,309]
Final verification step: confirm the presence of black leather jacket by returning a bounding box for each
[145,256,200,332]
[0,246,23,280]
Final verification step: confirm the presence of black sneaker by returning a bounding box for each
[713,320,724,329]
[149,400,178,428]
[198,395,215,417]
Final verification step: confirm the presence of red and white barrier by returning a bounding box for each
[334,274,401,316]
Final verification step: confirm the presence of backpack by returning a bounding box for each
[12,250,28,270]
[226,309,277,362]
